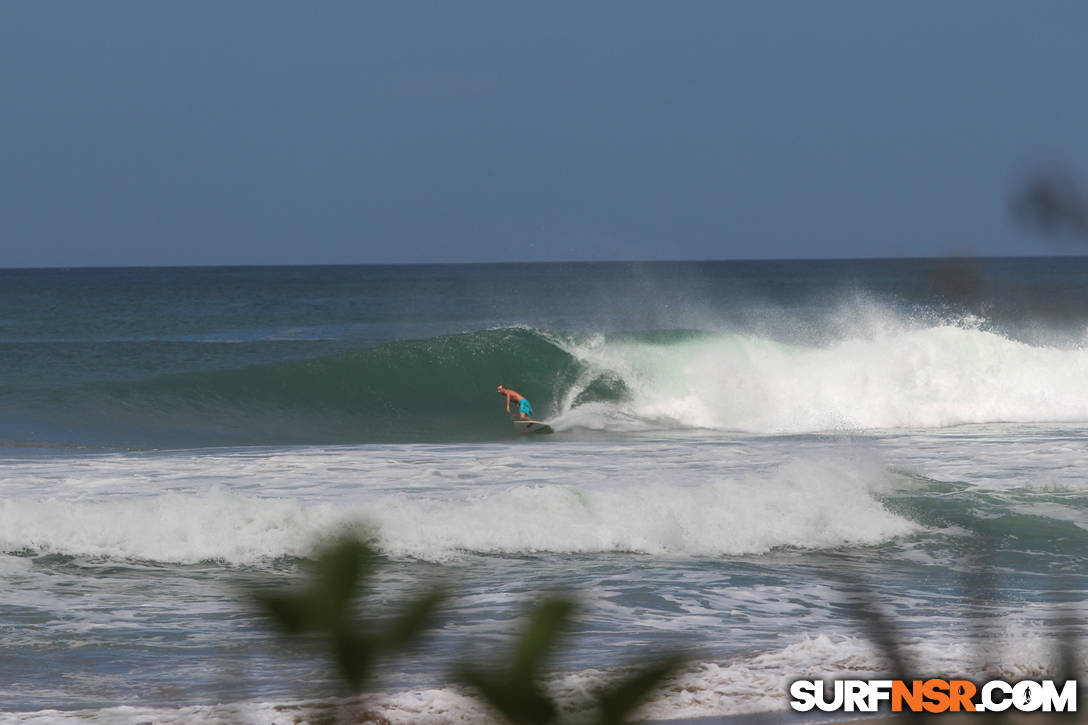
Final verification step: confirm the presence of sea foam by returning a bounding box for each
[553,323,1088,434]
[0,456,913,564]
[2,629,1079,724]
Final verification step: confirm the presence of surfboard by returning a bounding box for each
[513,420,554,435]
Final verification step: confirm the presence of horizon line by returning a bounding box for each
[4,251,1087,272]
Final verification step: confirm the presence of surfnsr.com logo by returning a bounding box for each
[790,679,1078,713]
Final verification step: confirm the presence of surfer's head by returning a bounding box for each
[496,384,506,394]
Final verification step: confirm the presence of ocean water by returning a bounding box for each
[1,260,1085,723]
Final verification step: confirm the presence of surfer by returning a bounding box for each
[497,384,533,421]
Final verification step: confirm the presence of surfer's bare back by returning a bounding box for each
[497,384,533,420]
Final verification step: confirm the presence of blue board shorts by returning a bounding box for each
[519,398,533,418]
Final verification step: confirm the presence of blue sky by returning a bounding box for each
[2,1,1087,267]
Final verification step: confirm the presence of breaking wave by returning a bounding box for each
[7,318,1088,446]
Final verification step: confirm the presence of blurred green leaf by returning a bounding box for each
[253,535,444,694]
[512,598,576,683]
[259,592,314,634]
[596,655,685,725]
[456,597,575,725]
[459,662,558,725]
[255,540,685,723]
[383,589,447,649]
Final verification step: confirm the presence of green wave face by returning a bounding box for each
[56,328,586,445]
[13,316,1088,448]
